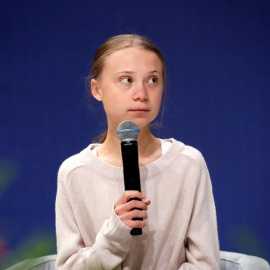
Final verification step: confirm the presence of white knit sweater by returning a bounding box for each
[55,138,219,269]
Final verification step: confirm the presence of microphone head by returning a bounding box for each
[117,120,140,142]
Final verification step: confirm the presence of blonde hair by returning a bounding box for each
[87,34,167,142]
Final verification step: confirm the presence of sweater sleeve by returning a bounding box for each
[55,166,132,270]
[179,153,220,270]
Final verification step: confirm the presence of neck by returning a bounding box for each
[97,124,161,166]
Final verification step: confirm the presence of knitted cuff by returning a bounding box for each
[102,207,132,243]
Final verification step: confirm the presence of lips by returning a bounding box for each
[129,109,150,114]
[130,108,149,112]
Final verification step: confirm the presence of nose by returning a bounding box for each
[133,82,148,101]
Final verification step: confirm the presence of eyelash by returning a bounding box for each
[121,77,133,84]
[120,77,158,84]
[148,77,158,84]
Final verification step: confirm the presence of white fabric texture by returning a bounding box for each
[55,138,219,269]
[91,139,171,157]
[6,252,270,270]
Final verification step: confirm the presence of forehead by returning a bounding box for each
[103,47,163,72]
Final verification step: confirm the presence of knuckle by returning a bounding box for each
[124,220,132,227]
[133,210,140,217]
[136,220,146,228]
[128,200,135,208]
[115,209,121,215]
[136,220,142,227]
[133,220,141,227]
[114,205,119,213]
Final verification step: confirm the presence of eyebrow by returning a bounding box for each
[114,70,162,75]
[114,71,134,75]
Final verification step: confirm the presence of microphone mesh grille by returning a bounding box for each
[117,120,140,142]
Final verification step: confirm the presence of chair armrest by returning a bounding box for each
[6,254,57,270]
[6,252,270,270]
[220,251,270,270]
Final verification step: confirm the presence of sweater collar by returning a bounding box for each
[80,138,184,181]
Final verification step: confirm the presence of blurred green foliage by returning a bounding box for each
[0,233,56,269]
[0,160,18,197]
[0,159,56,269]
[233,225,268,260]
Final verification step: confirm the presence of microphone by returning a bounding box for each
[117,120,142,236]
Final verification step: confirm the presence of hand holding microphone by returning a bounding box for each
[114,191,151,230]
[116,120,150,235]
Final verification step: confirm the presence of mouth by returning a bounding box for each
[129,109,150,114]
[130,108,149,111]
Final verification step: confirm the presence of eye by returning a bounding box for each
[148,77,158,84]
[121,77,133,84]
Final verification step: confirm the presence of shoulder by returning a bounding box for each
[169,138,211,188]
[169,138,205,162]
[166,138,208,172]
[57,143,98,183]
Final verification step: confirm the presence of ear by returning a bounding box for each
[91,79,103,101]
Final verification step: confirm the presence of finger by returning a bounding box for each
[127,199,149,210]
[124,219,147,228]
[116,190,145,205]
[119,209,148,221]
[115,200,148,215]
[123,219,146,228]
[145,200,151,206]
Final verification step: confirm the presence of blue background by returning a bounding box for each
[1,0,269,267]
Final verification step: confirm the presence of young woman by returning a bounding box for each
[55,34,220,269]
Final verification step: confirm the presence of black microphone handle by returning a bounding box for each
[128,198,143,235]
[121,140,142,236]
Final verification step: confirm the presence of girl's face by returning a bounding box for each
[91,47,163,131]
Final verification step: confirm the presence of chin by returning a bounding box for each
[131,118,155,130]
[114,114,158,130]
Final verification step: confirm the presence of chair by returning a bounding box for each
[6,251,270,270]
[220,251,269,270]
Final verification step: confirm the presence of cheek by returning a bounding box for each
[152,91,163,108]
[102,95,124,114]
